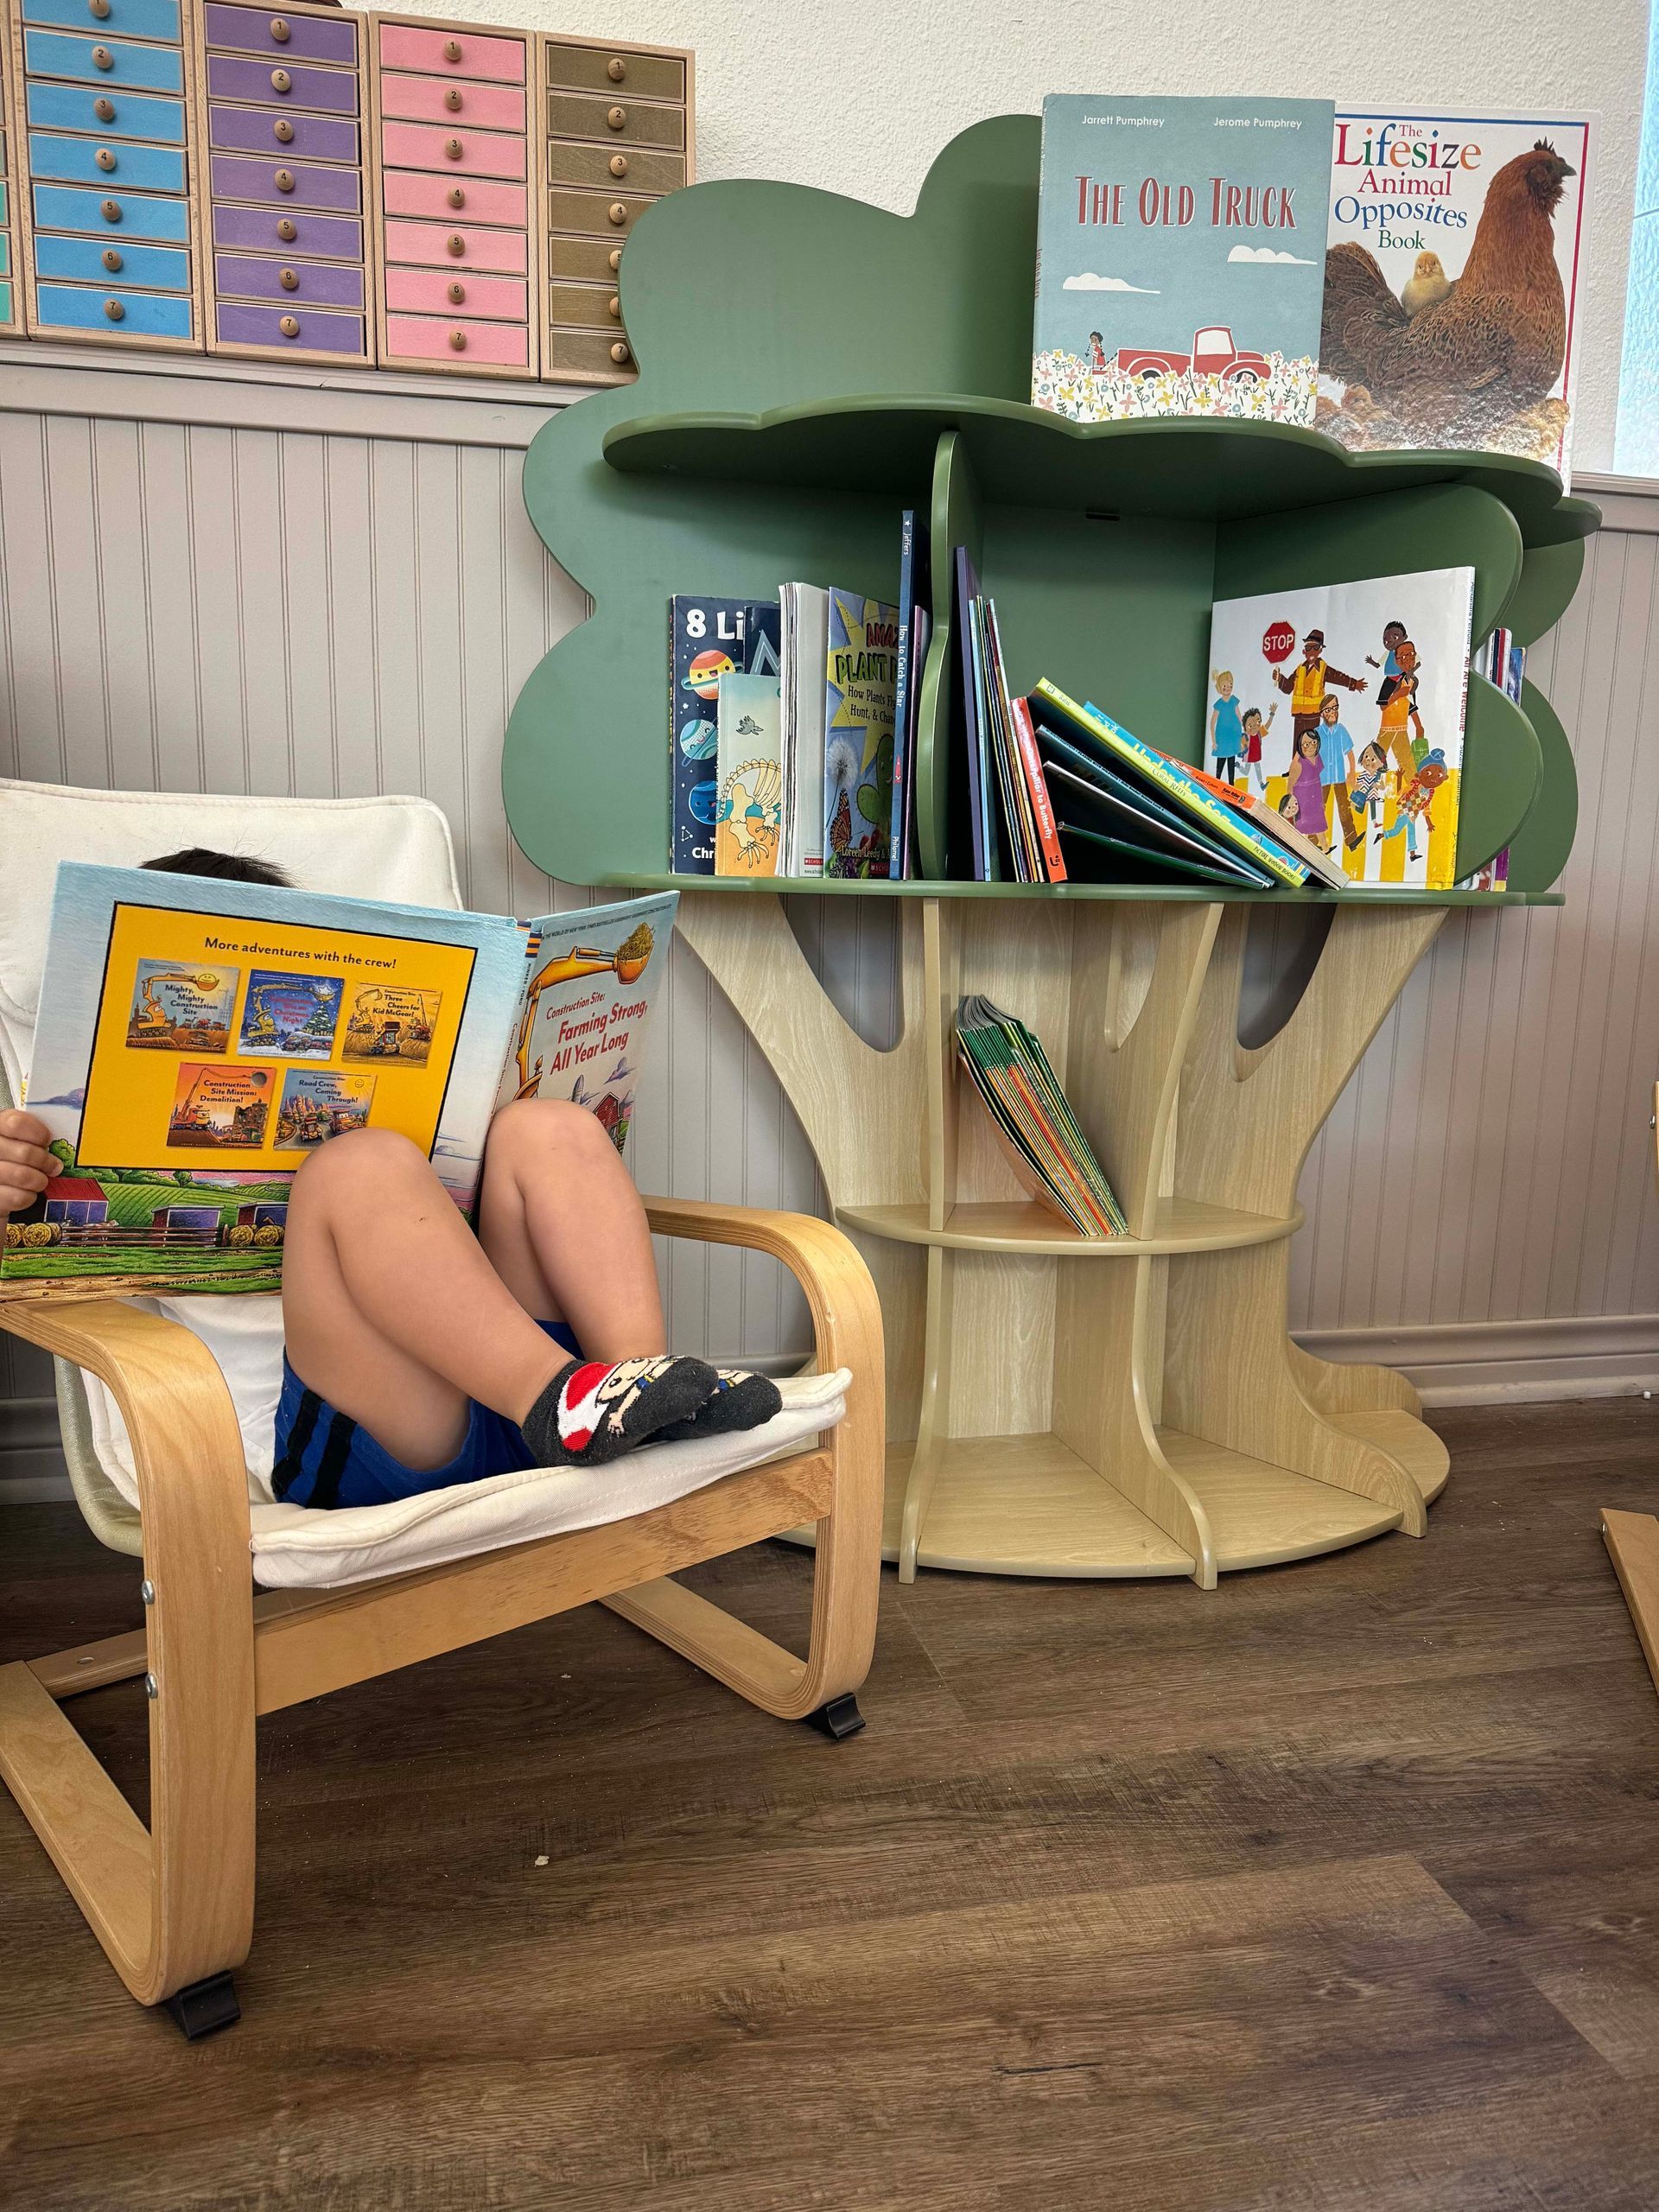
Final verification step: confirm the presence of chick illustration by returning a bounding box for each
[1399,250,1452,320]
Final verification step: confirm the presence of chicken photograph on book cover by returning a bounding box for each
[1321,112,1592,480]
[1205,567,1476,890]
[1031,95,1333,427]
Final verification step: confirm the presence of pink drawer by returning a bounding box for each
[383,217,526,273]
[378,70,524,131]
[385,310,528,365]
[385,264,525,320]
[378,120,524,181]
[376,22,526,84]
[379,168,525,226]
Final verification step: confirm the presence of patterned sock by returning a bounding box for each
[520,1355,719,1467]
[654,1367,783,1443]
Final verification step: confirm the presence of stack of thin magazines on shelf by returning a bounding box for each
[955,996,1128,1238]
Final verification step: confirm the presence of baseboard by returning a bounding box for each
[0,1396,71,1502]
[1295,1312,1659,1408]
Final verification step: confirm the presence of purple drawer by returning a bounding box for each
[212,201,361,259]
[207,54,357,112]
[203,5,357,66]
[214,251,364,308]
[209,102,358,162]
[210,154,360,209]
[217,298,365,353]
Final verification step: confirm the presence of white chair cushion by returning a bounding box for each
[247,1370,849,1589]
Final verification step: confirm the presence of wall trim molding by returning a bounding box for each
[1573,471,1659,534]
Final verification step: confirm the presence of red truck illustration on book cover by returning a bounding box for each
[1116,326,1271,387]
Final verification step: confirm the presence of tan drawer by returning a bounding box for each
[547,184,656,237]
[543,321,634,380]
[545,89,683,152]
[545,141,683,194]
[548,232,628,284]
[543,39,684,103]
[546,277,622,330]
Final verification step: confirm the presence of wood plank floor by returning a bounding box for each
[5,1398,1659,2209]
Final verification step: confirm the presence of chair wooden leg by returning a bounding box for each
[1604,1509,1659,1701]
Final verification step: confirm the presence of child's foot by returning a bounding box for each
[521,1354,719,1467]
[655,1366,783,1443]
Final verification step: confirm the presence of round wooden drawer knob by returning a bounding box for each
[448,329,467,351]
[607,200,628,226]
[607,56,626,80]
[446,233,465,256]
[275,168,295,192]
[92,43,113,67]
[273,118,295,142]
[279,267,299,290]
[609,340,631,365]
[103,298,124,321]
[101,248,123,271]
[447,186,465,208]
[100,198,121,221]
[93,96,115,120]
[448,281,465,302]
[607,246,622,271]
[608,154,628,178]
[88,0,111,15]
[270,67,291,92]
[279,315,301,338]
[276,217,297,240]
[95,146,117,171]
[444,87,461,111]
[607,105,626,130]
[444,137,463,160]
[443,38,461,60]
[607,294,620,319]
[270,15,291,40]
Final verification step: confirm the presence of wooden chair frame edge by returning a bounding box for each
[0,1194,885,2011]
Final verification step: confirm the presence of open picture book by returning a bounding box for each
[2,864,677,1295]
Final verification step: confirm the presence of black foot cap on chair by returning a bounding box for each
[164,1972,240,2041]
[804,1694,866,1741]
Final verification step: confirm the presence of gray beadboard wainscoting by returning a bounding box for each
[2,345,1656,1494]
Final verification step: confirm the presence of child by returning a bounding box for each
[1366,620,1408,708]
[1348,741,1390,845]
[1210,669,1244,784]
[1284,728,1328,846]
[1377,639,1426,784]
[1087,329,1108,374]
[1240,701,1277,795]
[0,851,779,1511]
[1376,748,1449,863]
[1316,693,1359,848]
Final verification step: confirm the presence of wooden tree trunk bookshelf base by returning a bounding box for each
[678,887,1451,1588]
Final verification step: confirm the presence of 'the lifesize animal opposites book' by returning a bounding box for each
[5,865,676,1294]
[1032,94,1333,425]
[1322,111,1592,482]
[1205,568,1476,890]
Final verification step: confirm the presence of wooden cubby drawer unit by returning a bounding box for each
[215,296,361,350]
[546,276,619,330]
[378,119,524,181]
[547,231,627,285]
[378,71,523,133]
[204,54,356,112]
[24,79,185,139]
[375,20,525,85]
[22,27,184,92]
[207,101,356,162]
[211,201,360,258]
[546,183,653,237]
[200,3,357,64]
[545,89,683,153]
[380,168,523,224]
[385,216,526,272]
[543,321,631,379]
[385,308,527,365]
[214,249,363,307]
[23,0,180,39]
[385,263,522,320]
[35,179,189,236]
[543,37,683,103]
[546,140,681,194]
[208,153,358,207]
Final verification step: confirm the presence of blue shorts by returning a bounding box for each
[271,1319,581,1510]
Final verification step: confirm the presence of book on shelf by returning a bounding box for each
[715,671,785,877]
[888,511,932,880]
[1457,627,1528,889]
[1323,111,1592,484]
[781,582,831,878]
[956,995,1128,1239]
[1032,94,1333,428]
[823,590,900,879]
[669,596,779,876]
[1205,567,1476,890]
[4,866,676,1294]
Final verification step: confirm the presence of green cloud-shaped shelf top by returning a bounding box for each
[503,114,1595,898]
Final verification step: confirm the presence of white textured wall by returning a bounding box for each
[348,0,1643,471]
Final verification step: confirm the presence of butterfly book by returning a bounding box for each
[3,865,676,1294]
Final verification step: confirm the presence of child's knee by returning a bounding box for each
[489,1095,613,1167]
[290,1124,429,1205]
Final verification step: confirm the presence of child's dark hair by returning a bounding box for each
[142,847,292,887]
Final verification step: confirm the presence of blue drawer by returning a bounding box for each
[0,283,13,326]
[23,29,185,94]
[0,184,8,225]
[34,279,192,335]
[33,180,189,236]
[23,0,182,39]
[26,80,186,143]
[28,131,186,191]
[34,232,188,289]
[0,238,10,279]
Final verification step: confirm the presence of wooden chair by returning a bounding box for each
[1599,1082,1659,1701]
[0,782,884,2037]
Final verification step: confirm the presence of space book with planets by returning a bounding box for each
[5,863,677,1294]
[670,597,783,874]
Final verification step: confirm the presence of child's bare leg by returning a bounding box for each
[283,1128,569,1468]
[475,1098,665,1362]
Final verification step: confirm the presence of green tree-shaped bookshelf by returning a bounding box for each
[502,117,1597,1585]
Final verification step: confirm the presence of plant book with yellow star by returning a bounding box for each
[823,588,900,880]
